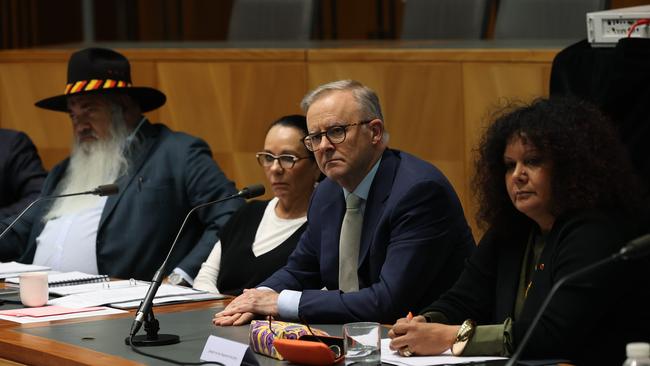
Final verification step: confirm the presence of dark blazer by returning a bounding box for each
[260,149,476,324]
[0,129,46,219]
[422,210,650,365]
[0,121,243,280]
[216,200,306,296]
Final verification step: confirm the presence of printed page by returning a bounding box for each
[381,339,507,366]
[48,283,206,308]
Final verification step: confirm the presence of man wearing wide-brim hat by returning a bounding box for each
[0,47,243,283]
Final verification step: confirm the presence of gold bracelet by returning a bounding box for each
[451,319,476,356]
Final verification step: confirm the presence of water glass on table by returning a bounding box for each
[343,321,380,364]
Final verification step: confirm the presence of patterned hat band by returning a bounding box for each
[36,48,165,112]
[64,79,132,95]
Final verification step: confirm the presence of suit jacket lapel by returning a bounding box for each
[357,149,398,269]
[99,121,159,229]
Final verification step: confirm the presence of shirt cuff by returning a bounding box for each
[463,322,507,356]
[277,289,302,321]
[172,267,194,285]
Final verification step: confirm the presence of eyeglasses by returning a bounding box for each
[302,120,373,152]
[267,316,342,358]
[255,152,309,169]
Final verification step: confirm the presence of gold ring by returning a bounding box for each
[401,346,414,357]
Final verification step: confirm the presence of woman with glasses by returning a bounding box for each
[193,115,322,295]
[388,98,649,364]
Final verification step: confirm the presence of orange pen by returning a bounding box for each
[399,311,415,357]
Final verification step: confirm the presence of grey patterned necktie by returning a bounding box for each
[338,193,363,292]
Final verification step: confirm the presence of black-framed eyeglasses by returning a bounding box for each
[255,152,309,169]
[302,120,373,152]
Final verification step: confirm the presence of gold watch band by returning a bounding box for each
[451,319,476,356]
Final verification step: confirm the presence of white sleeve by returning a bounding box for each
[277,289,302,321]
[192,240,222,294]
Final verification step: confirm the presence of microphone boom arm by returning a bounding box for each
[129,184,265,339]
[0,184,119,241]
[505,253,620,365]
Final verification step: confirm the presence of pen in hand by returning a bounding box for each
[398,311,415,357]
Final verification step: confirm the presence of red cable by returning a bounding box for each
[627,18,650,38]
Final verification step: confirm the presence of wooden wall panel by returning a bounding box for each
[0,60,71,169]
[155,60,307,196]
[462,62,552,159]
[307,61,467,212]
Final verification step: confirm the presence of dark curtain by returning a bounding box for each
[1,0,36,49]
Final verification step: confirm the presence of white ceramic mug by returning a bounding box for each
[19,272,49,307]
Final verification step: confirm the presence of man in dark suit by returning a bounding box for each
[0,48,242,283]
[214,80,475,324]
[0,129,46,219]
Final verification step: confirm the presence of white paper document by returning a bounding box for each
[5,271,109,286]
[381,339,507,366]
[200,335,249,366]
[0,261,50,278]
[48,283,207,308]
[0,307,126,324]
[110,292,226,309]
[48,279,147,296]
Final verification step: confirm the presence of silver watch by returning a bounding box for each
[168,272,188,286]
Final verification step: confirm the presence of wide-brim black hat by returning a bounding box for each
[35,47,166,113]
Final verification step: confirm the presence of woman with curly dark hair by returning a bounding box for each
[388,97,649,364]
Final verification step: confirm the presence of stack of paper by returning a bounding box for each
[380,339,507,365]
[5,271,109,286]
[0,261,50,279]
[0,306,126,324]
[48,282,225,308]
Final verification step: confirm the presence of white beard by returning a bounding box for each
[44,113,130,220]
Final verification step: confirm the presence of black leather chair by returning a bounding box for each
[401,0,492,40]
[494,0,609,40]
[227,0,316,41]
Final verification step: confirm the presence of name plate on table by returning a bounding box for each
[201,335,250,366]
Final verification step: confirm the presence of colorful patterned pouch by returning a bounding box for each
[248,319,329,360]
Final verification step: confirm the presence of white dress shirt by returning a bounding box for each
[32,197,107,274]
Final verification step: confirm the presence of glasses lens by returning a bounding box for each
[279,155,296,169]
[327,126,346,144]
[256,153,273,166]
[310,135,323,148]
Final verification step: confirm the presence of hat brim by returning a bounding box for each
[34,87,166,113]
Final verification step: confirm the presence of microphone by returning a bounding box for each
[92,184,120,197]
[505,233,650,366]
[618,233,650,260]
[127,184,265,346]
[0,183,120,241]
[238,184,265,199]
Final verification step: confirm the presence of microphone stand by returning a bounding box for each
[126,185,264,347]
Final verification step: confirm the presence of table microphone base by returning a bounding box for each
[125,334,180,347]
